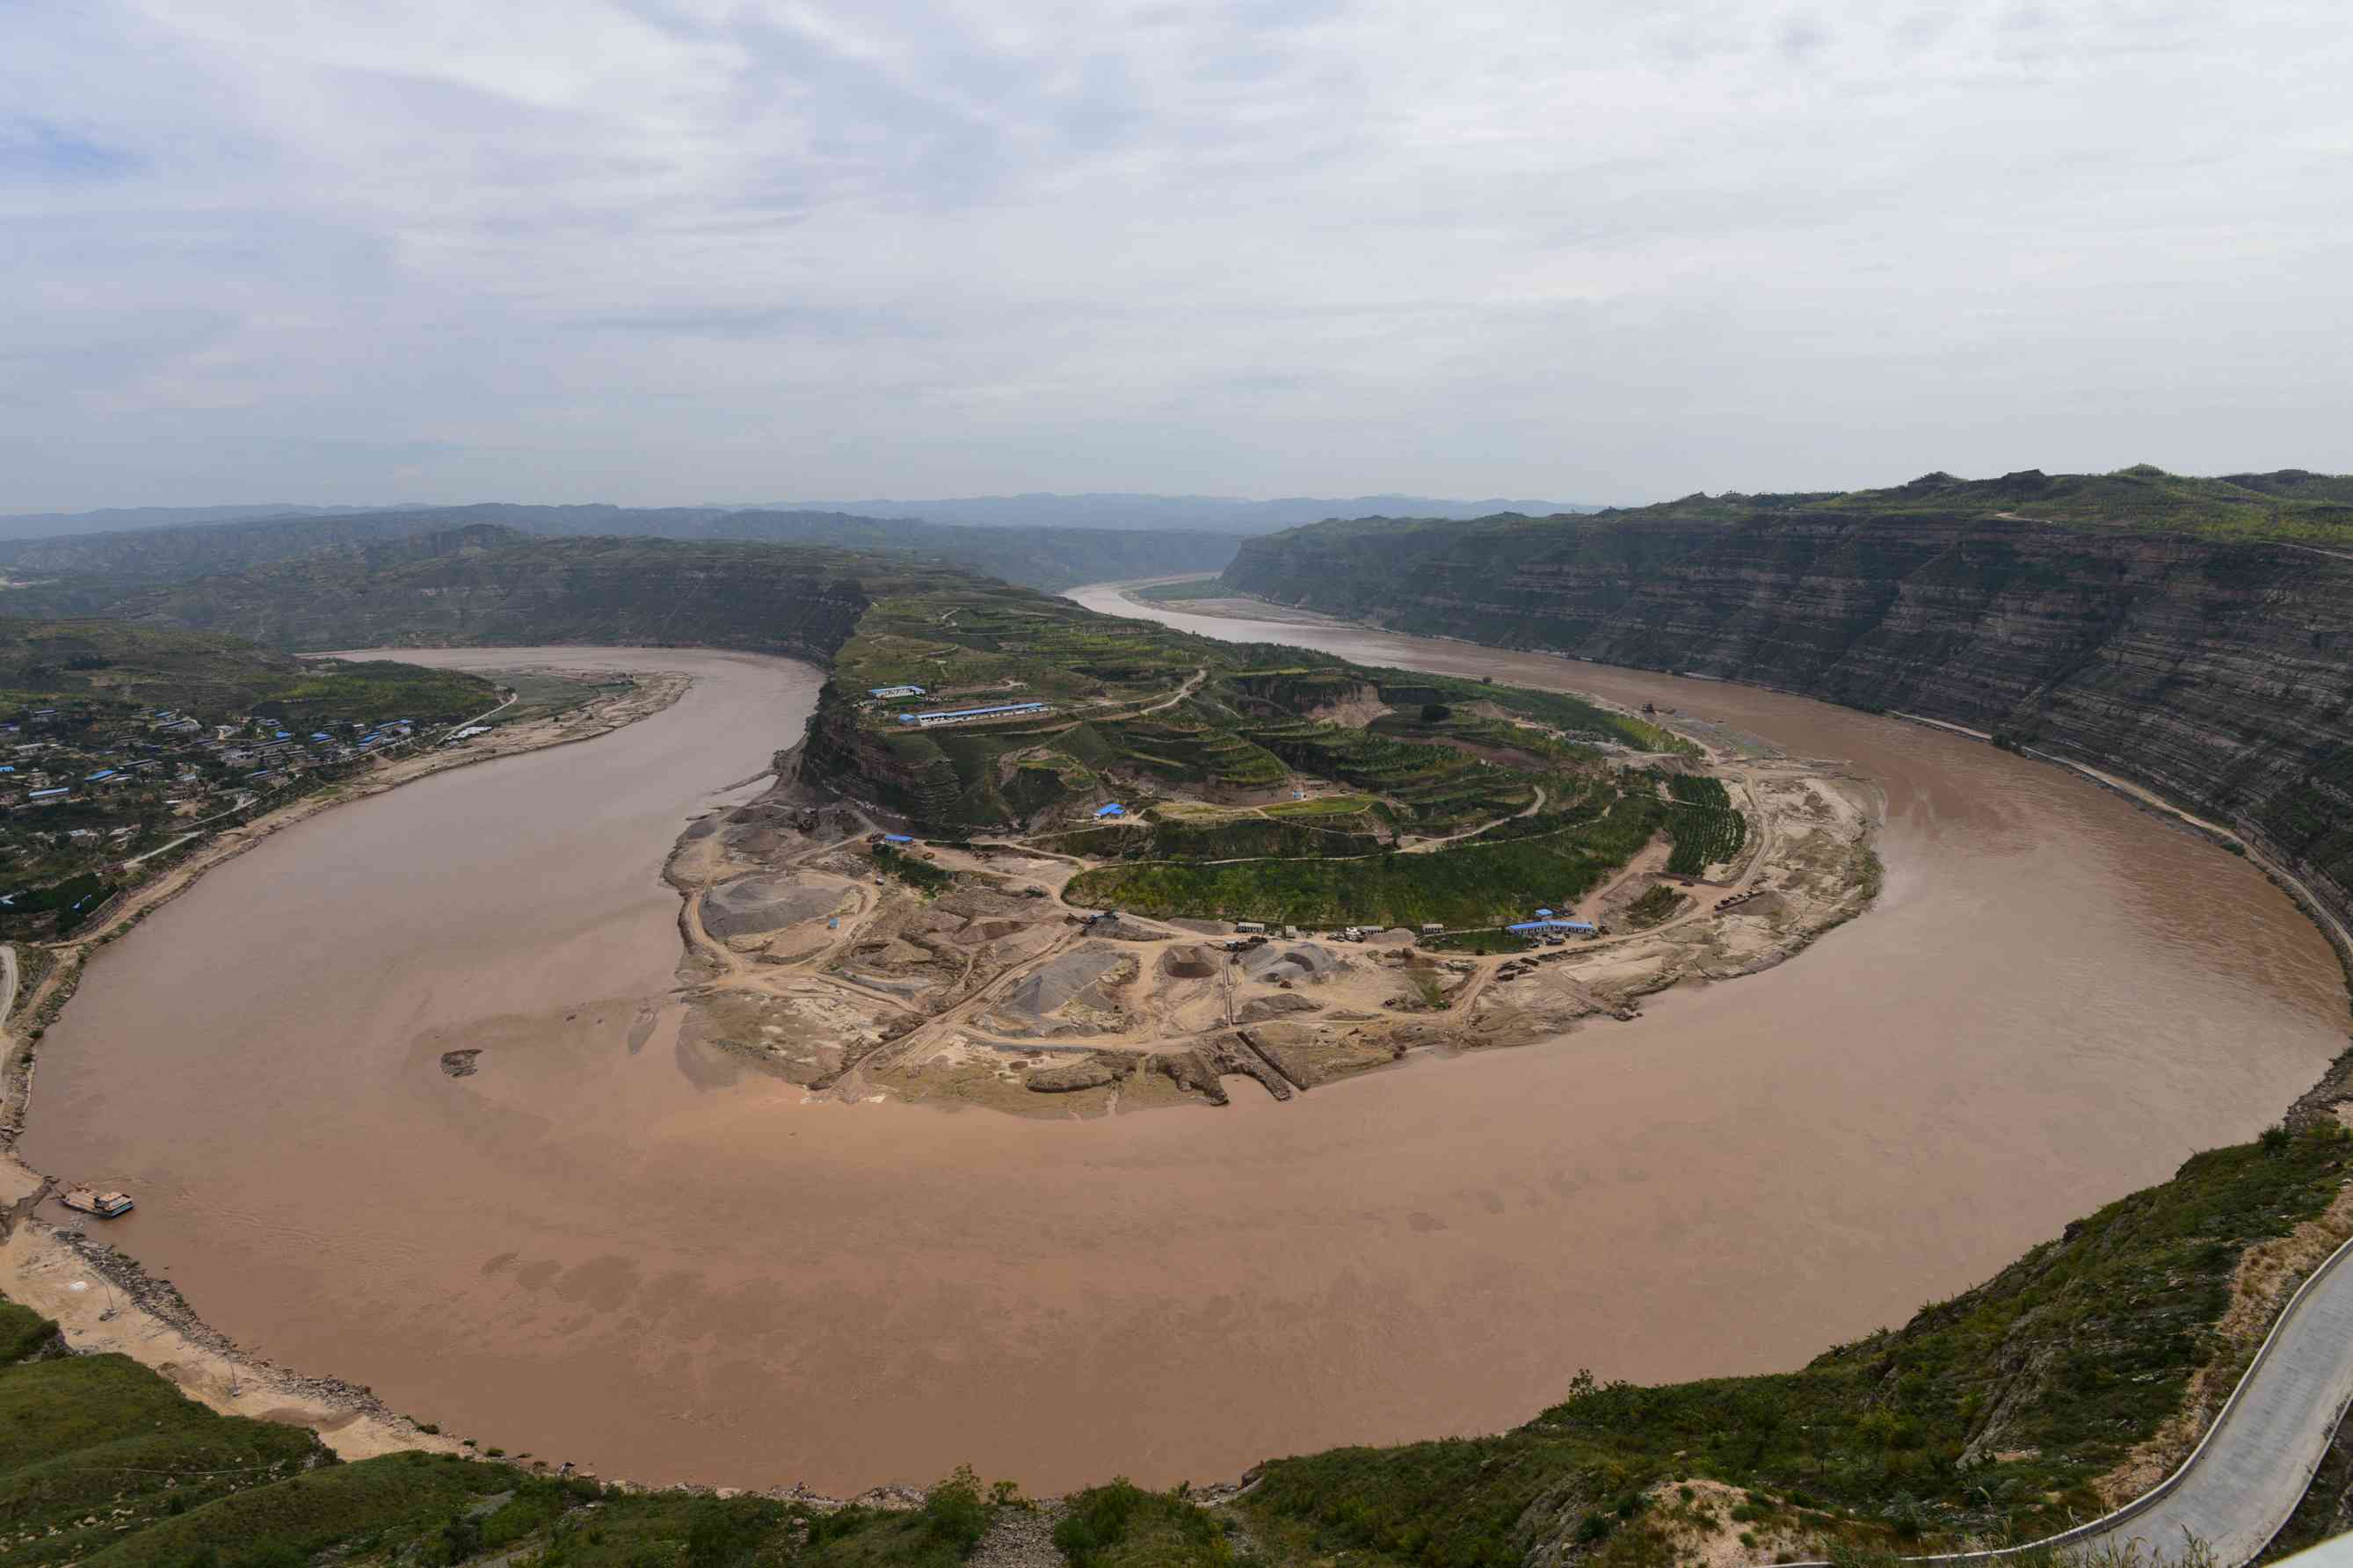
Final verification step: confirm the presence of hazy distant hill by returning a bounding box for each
[762,492,1604,533]
[0,504,1243,597]
[0,503,409,542]
[4,492,1605,546]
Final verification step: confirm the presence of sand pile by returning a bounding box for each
[1239,942,1342,984]
[1238,993,1319,1022]
[1160,945,1218,979]
[702,875,841,940]
[993,949,1133,1022]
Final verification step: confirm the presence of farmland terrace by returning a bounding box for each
[670,578,1887,1114]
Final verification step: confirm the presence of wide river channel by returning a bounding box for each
[21,606,2351,1494]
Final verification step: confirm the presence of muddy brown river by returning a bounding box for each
[20,612,2350,1495]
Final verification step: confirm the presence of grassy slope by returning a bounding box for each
[0,1310,1011,1568]
[822,579,1671,832]
[0,621,495,722]
[1276,468,2353,551]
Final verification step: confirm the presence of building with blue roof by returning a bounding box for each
[896,701,1048,727]
[1093,803,1125,818]
[1507,918,1596,934]
[882,833,915,845]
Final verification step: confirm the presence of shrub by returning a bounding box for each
[921,1465,990,1555]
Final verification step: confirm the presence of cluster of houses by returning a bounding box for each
[0,703,439,875]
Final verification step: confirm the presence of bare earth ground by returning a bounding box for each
[0,666,688,1467]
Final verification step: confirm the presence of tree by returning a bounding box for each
[1419,703,1450,724]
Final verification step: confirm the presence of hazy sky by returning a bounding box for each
[5,2,2349,511]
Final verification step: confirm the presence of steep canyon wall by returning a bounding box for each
[1224,512,2353,941]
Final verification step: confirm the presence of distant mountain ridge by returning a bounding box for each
[3,492,1606,544]
[0,504,1245,597]
[766,492,1602,533]
[0,503,419,542]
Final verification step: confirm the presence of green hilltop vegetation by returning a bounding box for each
[0,620,495,724]
[1376,466,2353,547]
[1065,794,1664,930]
[801,576,1683,839]
[5,1119,2346,1568]
[790,574,1712,930]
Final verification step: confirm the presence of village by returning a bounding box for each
[0,689,509,937]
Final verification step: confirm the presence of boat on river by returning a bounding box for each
[59,1187,134,1219]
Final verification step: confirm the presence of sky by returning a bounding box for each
[4,1,2349,512]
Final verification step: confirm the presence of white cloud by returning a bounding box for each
[3,0,2349,507]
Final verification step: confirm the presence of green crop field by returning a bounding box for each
[1066,793,1662,928]
[1666,804,1747,875]
[1664,773,1732,809]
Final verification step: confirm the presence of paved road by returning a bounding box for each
[1802,1234,2353,1568]
[2068,1235,2353,1564]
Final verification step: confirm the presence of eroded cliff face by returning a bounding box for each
[1225,512,2353,940]
[795,687,975,824]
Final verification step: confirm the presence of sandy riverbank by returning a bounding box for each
[0,664,689,1465]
